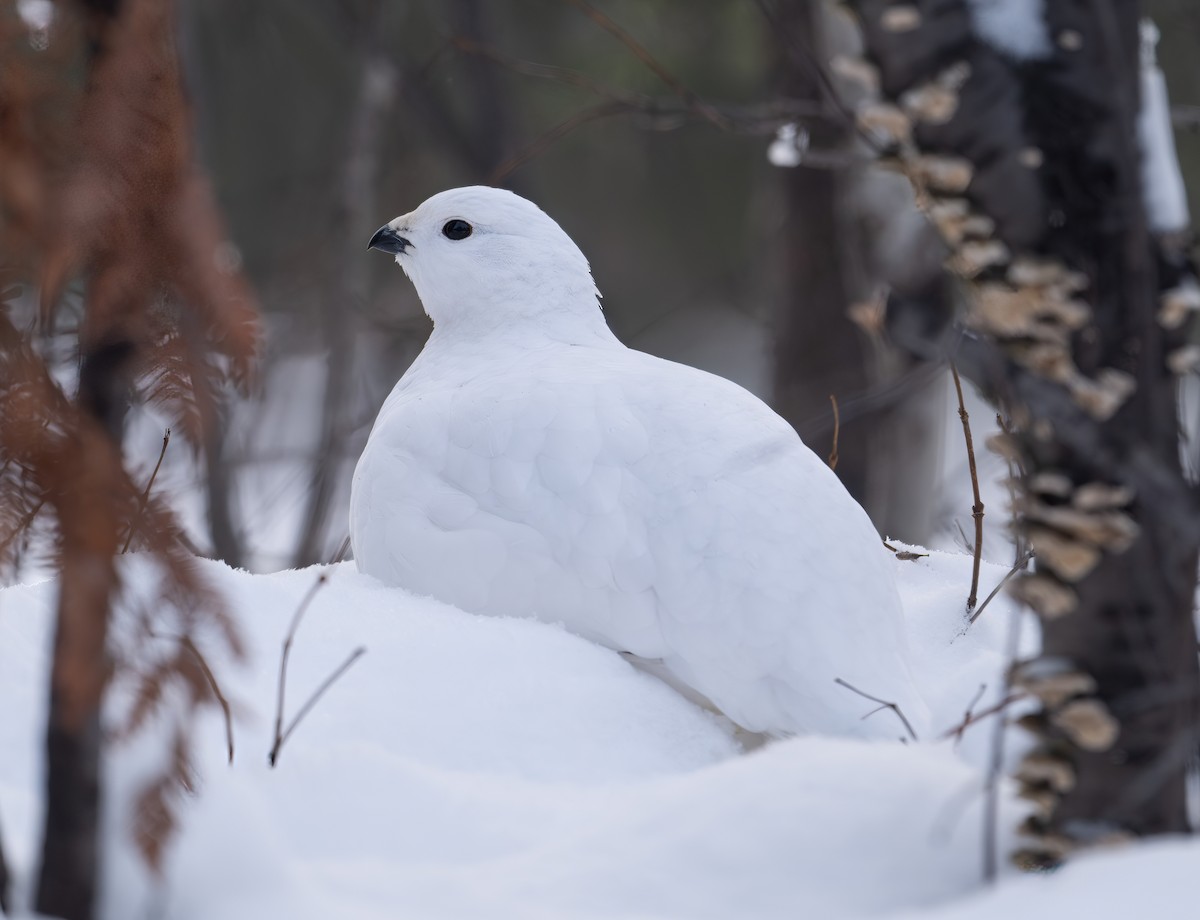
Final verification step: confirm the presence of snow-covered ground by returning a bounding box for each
[1,550,1198,919]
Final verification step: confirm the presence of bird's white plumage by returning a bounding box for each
[352,186,927,738]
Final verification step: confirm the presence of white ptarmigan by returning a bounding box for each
[351,186,928,740]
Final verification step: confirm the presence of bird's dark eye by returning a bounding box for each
[442,219,473,240]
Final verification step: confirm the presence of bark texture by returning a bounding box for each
[843,0,1200,863]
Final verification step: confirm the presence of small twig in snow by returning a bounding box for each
[122,428,170,554]
[968,548,1035,626]
[834,677,919,741]
[827,394,840,470]
[269,572,328,767]
[950,363,985,612]
[983,607,1024,882]
[269,571,366,768]
[939,690,1029,745]
[179,635,236,765]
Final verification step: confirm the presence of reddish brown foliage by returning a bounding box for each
[0,0,261,906]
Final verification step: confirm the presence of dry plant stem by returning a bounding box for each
[273,647,367,763]
[178,636,235,765]
[564,0,730,130]
[969,548,1035,626]
[834,677,919,741]
[947,683,987,747]
[984,607,1023,882]
[121,428,170,554]
[827,394,840,470]
[951,362,985,611]
[331,533,352,565]
[491,101,626,183]
[269,572,329,767]
[939,692,1028,743]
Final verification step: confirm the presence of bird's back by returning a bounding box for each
[351,337,926,738]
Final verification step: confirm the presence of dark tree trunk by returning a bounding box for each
[36,343,131,919]
[293,0,397,567]
[769,1,945,539]
[772,0,875,508]
[844,0,1200,862]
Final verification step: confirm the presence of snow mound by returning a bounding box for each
[0,549,1050,919]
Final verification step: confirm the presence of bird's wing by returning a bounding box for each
[351,344,927,737]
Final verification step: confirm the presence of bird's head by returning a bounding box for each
[369,186,603,335]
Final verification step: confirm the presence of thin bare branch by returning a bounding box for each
[331,534,352,565]
[751,0,885,154]
[268,572,329,767]
[968,548,1035,626]
[122,428,170,554]
[950,363,985,612]
[939,689,1028,743]
[273,646,367,763]
[178,636,235,765]
[490,101,627,183]
[946,683,987,747]
[564,0,731,130]
[827,394,840,470]
[834,677,919,741]
[983,606,1024,882]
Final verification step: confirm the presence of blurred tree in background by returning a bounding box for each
[4,1,1200,913]
[166,0,977,568]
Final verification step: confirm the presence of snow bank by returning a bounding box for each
[0,548,1172,920]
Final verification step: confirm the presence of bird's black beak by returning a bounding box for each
[368,225,411,255]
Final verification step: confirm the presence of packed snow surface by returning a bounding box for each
[2,550,1198,918]
[352,186,924,739]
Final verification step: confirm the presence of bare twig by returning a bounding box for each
[453,35,828,134]
[490,101,627,183]
[750,0,886,155]
[996,413,1028,563]
[564,0,731,130]
[331,533,352,565]
[268,571,366,768]
[954,519,973,554]
[147,629,237,764]
[968,548,1035,626]
[827,394,840,470]
[272,646,366,765]
[179,636,235,765]
[983,608,1024,882]
[939,689,1029,744]
[121,428,170,554]
[268,572,329,767]
[950,363,985,611]
[834,677,919,741]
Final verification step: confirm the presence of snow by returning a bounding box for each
[965,0,1052,60]
[892,837,1200,920]
[767,123,808,168]
[2,544,1196,917]
[0,545,1045,920]
[1138,20,1191,235]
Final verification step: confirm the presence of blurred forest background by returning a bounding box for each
[9,0,1200,573]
